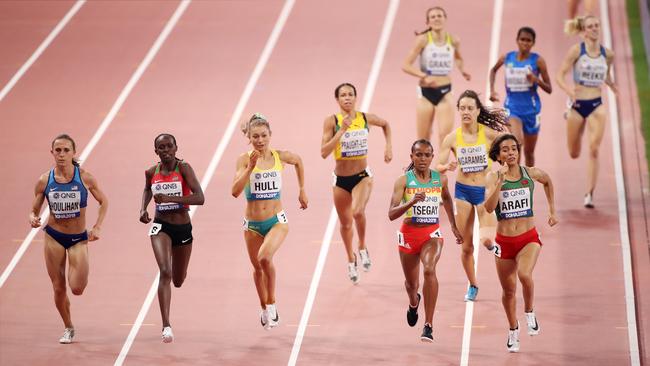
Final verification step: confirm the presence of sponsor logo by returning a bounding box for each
[503,191,509,198]
[408,181,417,186]
[72,238,81,242]
[460,148,466,154]
[181,238,191,244]
[50,187,58,192]
[255,173,262,179]
[53,192,60,199]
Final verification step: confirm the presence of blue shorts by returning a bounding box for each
[243,211,288,237]
[455,182,486,206]
[509,111,541,135]
[572,97,602,119]
[44,225,88,249]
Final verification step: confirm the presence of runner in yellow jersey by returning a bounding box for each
[321,83,392,284]
[437,90,508,301]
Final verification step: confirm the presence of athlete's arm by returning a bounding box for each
[604,48,618,94]
[29,173,48,228]
[556,44,580,101]
[528,167,558,227]
[489,54,506,102]
[367,113,393,163]
[452,36,471,81]
[401,35,428,79]
[169,161,205,206]
[535,56,553,94]
[279,150,308,209]
[140,167,155,224]
[320,115,347,159]
[441,174,462,243]
[81,169,108,241]
[231,153,256,198]
[435,132,457,173]
[388,175,421,221]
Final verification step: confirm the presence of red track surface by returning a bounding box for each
[1,0,647,365]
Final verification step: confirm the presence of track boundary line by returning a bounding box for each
[287,1,400,364]
[459,0,503,364]
[0,0,85,104]
[599,0,641,364]
[113,0,296,364]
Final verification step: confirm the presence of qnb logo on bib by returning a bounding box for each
[153,182,183,211]
[458,146,488,173]
[250,171,281,199]
[340,129,368,157]
[412,195,440,224]
[500,187,532,218]
[505,66,533,92]
[49,191,81,219]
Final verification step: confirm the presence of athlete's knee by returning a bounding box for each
[517,271,533,286]
[588,144,599,159]
[352,207,366,221]
[173,273,187,288]
[502,286,516,299]
[339,219,354,232]
[70,285,85,296]
[52,282,67,296]
[461,244,474,256]
[422,264,437,280]
[404,279,419,292]
[569,148,580,159]
[159,267,172,284]
[257,253,273,269]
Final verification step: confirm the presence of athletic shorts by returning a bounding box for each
[572,97,602,119]
[494,227,542,259]
[397,222,443,255]
[455,181,486,206]
[243,210,288,237]
[508,111,541,135]
[149,218,193,247]
[44,225,88,249]
[420,84,451,106]
[333,168,372,193]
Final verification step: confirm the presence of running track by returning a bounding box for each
[0,0,647,365]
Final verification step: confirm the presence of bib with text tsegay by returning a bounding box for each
[420,32,454,76]
[151,162,189,212]
[245,149,283,201]
[334,112,369,160]
[403,169,443,224]
[455,124,491,173]
[496,166,535,221]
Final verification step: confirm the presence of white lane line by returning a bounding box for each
[0,0,85,103]
[599,0,641,364]
[113,1,296,364]
[287,1,400,365]
[0,0,183,289]
[459,0,503,364]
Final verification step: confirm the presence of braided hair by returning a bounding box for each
[406,139,434,171]
[457,90,509,132]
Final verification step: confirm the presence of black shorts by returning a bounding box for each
[151,218,193,247]
[333,168,372,193]
[421,84,451,106]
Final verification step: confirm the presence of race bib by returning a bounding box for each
[152,182,183,211]
[411,195,440,224]
[457,145,489,173]
[249,171,282,199]
[148,223,162,236]
[340,129,368,158]
[505,65,533,92]
[499,187,532,219]
[48,190,81,219]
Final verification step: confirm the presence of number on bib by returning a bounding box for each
[148,223,162,236]
[397,231,406,247]
[277,212,288,224]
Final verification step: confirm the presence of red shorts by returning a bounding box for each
[494,227,542,259]
[397,222,443,255]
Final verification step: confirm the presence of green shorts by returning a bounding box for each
[243,211,288,237]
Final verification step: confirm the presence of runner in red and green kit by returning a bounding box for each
[485,134,558,353]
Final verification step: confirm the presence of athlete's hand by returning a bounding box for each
[446,160,458,172]
[489,91,500,102]
[29,212,41,228]
[140,210,151,224]
[410,192,426,204]
[461,71,471,81]
[248,150,260,170]
[340,115,353,131]
[525,72,538,83]
[384,147,393,163]
[298,188,308,209]
[153,193,171,204]
[496,165,508,184]
[548,213,559,227]
[451,225,463,244]
[421,75,437,86]
[88,226,100,241]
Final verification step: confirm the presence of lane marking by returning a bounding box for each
[0,1,85,103]
[599,0,641,364]
[459,0,503,365]
[287,1,400,365]
[114,1,296,364]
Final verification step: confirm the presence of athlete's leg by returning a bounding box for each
[456,199,477,286]
[151,233,174,327]
[477,203,497,251]
[258,224,289,305]
[245,231,267,308]
[420,238,443,325]
[333,187,355,263]
[66,242,89,295]
[171,244,192,288]
[495,256,518,329]
[516,242,541,312]
[351,176,373,252]
[566,109,586,159]
[416,96,435,141]
[44,234,72,328]
[585,105,607,195]
[435,94,455,147]
[523,132,539,167]
[508,117,524,164]
[399,250,421,308]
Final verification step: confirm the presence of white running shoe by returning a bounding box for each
[347,262,359,284]
[260,309,270,329]
[506,323,520,353]
[59,328,74,344]
[584,193,594,209]
[359,249,371,272]
[161,326,174,343]
[525,311,540,336]
[266,304,279,328]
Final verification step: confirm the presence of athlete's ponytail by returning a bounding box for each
[406,139,434,171]
[51,134,80,166]
[564,15,597,35]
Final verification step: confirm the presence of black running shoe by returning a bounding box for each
[407,293,421,327]
[420,323,433,343]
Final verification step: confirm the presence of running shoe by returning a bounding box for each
[359,248,371,272]
[59,328,74,344]
[420,323,433,343]
[162,326,174,343]
[260,308,269,329]
[464,285,478,302]
[525,311,540,336]
[584,193,594,209]
[267,304,279,329]
[407,293,421,327]
[347,260,359,285]
[507,323,520,352]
